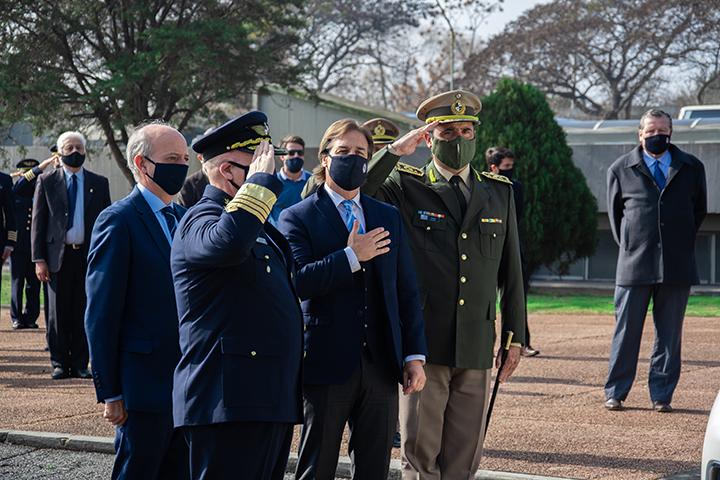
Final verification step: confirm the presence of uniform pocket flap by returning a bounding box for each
[220,337,281,356]
[121,338,153,354]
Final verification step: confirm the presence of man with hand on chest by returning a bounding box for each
[279,119,427,480]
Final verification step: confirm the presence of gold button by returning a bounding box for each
[264,254,270,260]
[492,233,497,238]
[460,276,467,283]
[458,299,465,306]
[266,266,271,273]
[304,351,307,358]
[250,351,257,357]
[362,268,366,272]
[461,233,468,239]
[304,325,307,332]
[461,254,468,261]
[426,226,431,231]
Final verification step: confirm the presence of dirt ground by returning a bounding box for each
[0,308,716,480]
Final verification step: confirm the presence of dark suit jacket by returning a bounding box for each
[607,144,707,286]
[31,167,111,272]
[177,169,208,208]
[171,180,303,427]
[278,186,427,385]
[85,187,186,413]
[0,172,17,248]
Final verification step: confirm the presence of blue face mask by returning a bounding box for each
[328,154,367,191]
[285,157,304,173]
[144,156,189,196]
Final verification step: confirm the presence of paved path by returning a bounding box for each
[0,309,715,479]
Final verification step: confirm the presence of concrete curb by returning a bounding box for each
[0,429,573,480]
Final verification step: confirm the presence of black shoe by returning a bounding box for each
[11,320,21,329]
[72,368,93,379]
[393,431,401,449]
[521,346,540,357]
[51,367,69,380]
[26,322,39,329]
[653,401,673,413]
[604,398,623,411]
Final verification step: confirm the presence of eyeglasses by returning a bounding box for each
[287,149,304,157]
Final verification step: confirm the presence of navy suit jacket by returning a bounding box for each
[85,187,186,413]
[171,181,303,427]
[278,185,427,385]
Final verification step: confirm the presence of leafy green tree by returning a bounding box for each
[0,0,304,186]
[473,78,597,276]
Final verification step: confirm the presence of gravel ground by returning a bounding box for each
[0,308,715,479]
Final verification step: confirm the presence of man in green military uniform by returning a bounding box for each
[362,90,526,479]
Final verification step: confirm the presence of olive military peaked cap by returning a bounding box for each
[362,118,400,145]
[191,111,286,161]
[416,89,482,124]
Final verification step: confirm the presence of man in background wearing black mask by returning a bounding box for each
[268,134,311,226]
[31,131,111,379]
[485,147,539,358]
[279,119,427,479]
[604,109,707,413]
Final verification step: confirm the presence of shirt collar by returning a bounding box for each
[432,159,471,186]
[323,183,361,209]
[642,149,671,167]
[137,183,170,213]
[278,168,308,182]
[62,166,84,180]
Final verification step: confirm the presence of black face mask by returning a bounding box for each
[498,168,514,180]
[643,134,670,155]
[144,156,189,196]
[226,161,249,191]
[285,157,304,173]
[62,152,86,168]
[327,154,368,191]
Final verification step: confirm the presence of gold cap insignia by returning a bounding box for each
[373,122,386,137]
[251,124,269,136]
[452,100,466,115]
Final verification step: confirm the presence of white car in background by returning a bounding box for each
[703,390,720,479]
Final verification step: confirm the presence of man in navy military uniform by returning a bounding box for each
[10,158,43,329]
[172,111,303,480]
[85,123,190,479]
[0,167,17,314]
[279,119,427,479]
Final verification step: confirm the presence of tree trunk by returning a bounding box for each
[96,114,135,188]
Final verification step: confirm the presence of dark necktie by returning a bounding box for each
[160,205,178,241]
[66,174,78,230]
[652,160,666,190]
[449,175,467,218]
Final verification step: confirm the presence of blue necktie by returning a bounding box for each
[652,160,666,190]
[341,200,363,234]
[160,205,178,241]
[66,174,77,230]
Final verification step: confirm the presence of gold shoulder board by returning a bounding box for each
[481,171,513,185]
[395,162,423,177]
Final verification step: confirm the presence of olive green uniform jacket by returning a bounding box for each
[363,148,526,370]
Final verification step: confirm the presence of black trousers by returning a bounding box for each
[10,249,41,325]
[112,410,188,480]
[183,422,293,480]
[296,351,398,480]
[47,247,88,370]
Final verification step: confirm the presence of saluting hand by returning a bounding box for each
[103,399,128,427]
[248,140,275,177]
[496,345,521,383]
[347,221,390,262]
[388,121,439,157]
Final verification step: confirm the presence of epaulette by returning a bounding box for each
[481,171,513,185]
[395,162,423,177]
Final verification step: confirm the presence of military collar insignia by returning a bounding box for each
[481,171,513,184]
[395,162,424,177]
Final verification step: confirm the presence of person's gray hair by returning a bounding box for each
[56,131,86,152]
[125,120,167,180]
[639,109,673,131]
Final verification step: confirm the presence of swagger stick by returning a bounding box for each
[485,331,513,437]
